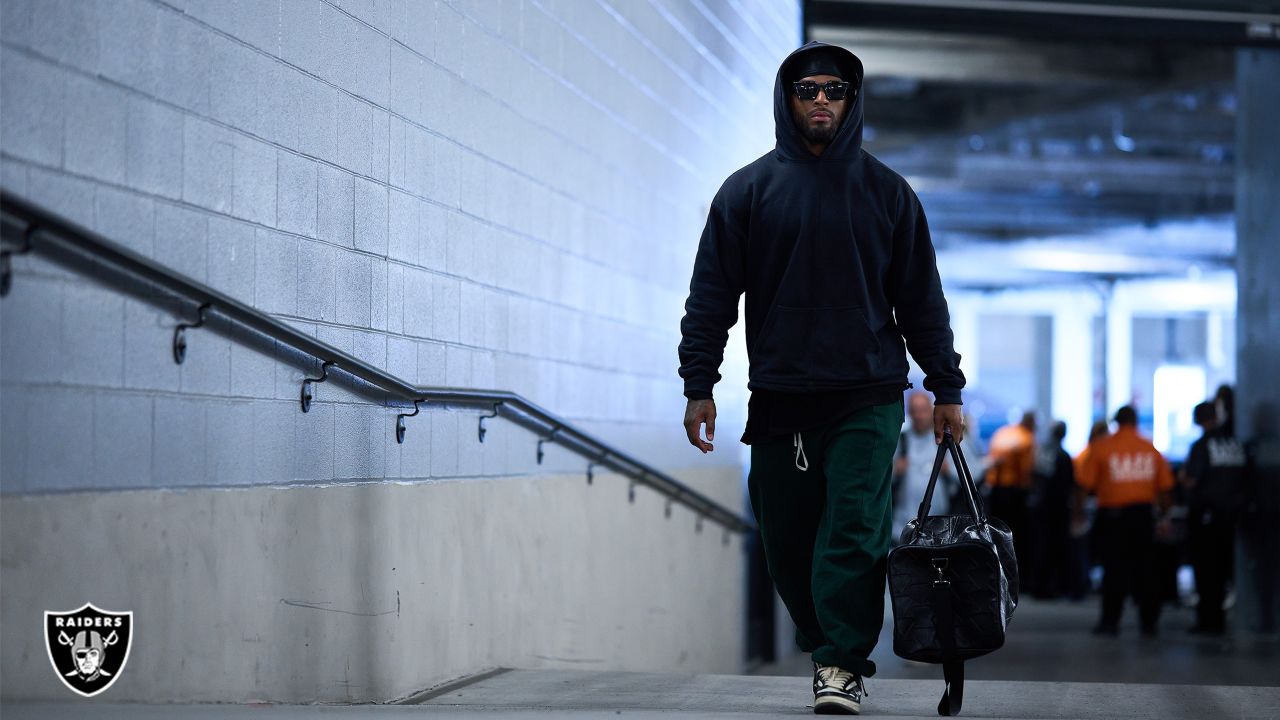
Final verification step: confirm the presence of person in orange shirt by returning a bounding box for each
[986,410,1037,580]
[1077,405,1174,637]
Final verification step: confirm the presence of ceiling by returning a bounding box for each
[806,0,1280,287]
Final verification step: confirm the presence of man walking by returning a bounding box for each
[677,41,966,715]
[1077,406,1174,637]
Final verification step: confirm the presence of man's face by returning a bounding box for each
[789,74,848,146]
[908,393,932,432]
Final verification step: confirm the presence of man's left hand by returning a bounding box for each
[933,403,964,444]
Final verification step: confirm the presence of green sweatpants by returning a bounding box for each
[747,398,904,678]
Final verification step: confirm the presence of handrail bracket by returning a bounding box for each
[396,398,427,444]
[173,301,213,364]
[300,360,335,413]
[477,403,502,443]
[0,224,38,298]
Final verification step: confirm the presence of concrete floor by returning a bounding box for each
[5,599,1279,719]
[5,674,1280,719]
[755,596,1280,686]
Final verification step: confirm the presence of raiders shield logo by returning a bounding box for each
[44,603,133,697]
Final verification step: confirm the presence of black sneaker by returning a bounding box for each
[812,662,865,715]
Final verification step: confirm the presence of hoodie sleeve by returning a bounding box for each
[677,185,747,400]
[886,184,966,405]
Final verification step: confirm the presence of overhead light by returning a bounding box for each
[1246,22,1279,39]
[1113,133,1136,152]
[1112,114,1135,153]
[1200,145,1226,163]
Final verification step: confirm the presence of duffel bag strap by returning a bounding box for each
[933,558,964,716]
[939,660,964,716]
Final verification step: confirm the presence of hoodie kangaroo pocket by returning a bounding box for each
[752,305,881,383]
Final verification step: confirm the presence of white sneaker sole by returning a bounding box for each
[814,693,861,715]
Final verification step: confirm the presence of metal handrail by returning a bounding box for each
[0,189,753,534]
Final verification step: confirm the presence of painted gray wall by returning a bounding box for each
[0,472,750,703]
[0,0,801,702]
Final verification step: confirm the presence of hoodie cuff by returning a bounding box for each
[684,386,714,401]
[933,388,963,406]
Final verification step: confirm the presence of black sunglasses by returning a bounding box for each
[792,80,853,102]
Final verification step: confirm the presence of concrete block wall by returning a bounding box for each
[1,0,796,494]
[1,0,801,704]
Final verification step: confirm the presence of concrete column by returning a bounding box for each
[1052,306,1093,454]
[1104,283,1133,416]
[1034,315,1054,425]
[950,295,981,389]
[1234,46,1280,634]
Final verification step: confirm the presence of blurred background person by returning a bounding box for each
[986,410,1037,585]
[1028,421,1076,599]
[1077,406,1175,637]
[892,392,959,537]
[1215,384,1236,440]
[1214,383,1240,606]
[1183,401,1246,634]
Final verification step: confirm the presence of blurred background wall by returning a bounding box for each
[0,0,797,702]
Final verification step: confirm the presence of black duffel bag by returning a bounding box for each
[887,429,1018,716]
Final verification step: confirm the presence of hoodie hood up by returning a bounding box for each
[678,40,965,410]
[774,41,866,163]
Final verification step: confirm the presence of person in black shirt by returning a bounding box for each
[677,41,965,715]
[1028,421,1076,598]
[1183,401,1246,634]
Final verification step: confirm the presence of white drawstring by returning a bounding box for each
[793,431,809,471]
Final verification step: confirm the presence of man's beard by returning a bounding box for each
[794,108,840,145]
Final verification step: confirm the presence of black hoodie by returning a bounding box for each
[677,41,965,430]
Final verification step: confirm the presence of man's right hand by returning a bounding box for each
[684,398,717,453]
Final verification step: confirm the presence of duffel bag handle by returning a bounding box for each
[945,430,986,525]
[915,428,986,526]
